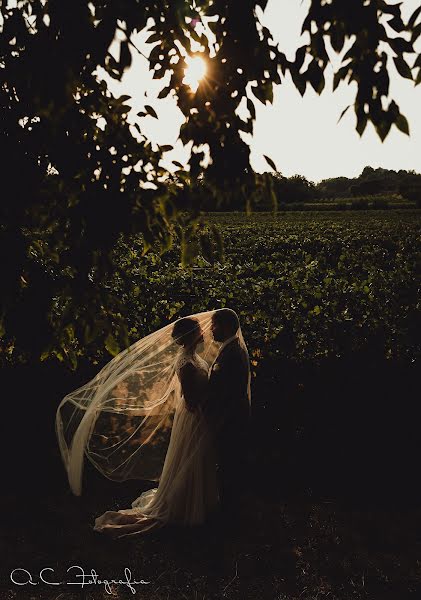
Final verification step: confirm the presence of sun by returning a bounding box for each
[183,55,207,92]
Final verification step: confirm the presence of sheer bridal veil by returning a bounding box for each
[56,309,251,496]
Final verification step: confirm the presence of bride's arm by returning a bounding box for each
[178,363,202,412]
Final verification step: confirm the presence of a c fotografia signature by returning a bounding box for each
[10,565,151,595]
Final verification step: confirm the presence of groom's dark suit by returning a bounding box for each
[205,338,250,514]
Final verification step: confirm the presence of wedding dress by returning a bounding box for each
[92,348,219,538]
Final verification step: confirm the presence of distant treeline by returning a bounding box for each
[319,166,420,197]
[268,166,421,208]
[202,166,421,210]
[269,166,421,205]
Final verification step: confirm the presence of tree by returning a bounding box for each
[399,171,421,207]
[350,179,384,196]
[1,0,420,366]
[317,176,353,198]
[272,173,318,203]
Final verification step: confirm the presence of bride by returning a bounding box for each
[55,310,248,539]
[93,316,218,537]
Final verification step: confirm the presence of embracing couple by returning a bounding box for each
[91,308,251,538]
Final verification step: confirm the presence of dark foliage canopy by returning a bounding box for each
[1,0,420,366]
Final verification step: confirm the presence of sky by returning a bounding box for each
[104,0,421,183]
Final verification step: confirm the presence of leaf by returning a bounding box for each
[247,98,256,120]
[290,68,306,96]
[408,5,421,28]
[337,104,351,123]
[263,155,277,171]
[148,44,161,65]
[387,15,405,33]
[158,86,171,99]
[146,32,162,44]
[343,42,357,63]
[388,99,399,119]
[375,119,392,142]
[395,113,410,135]
[159,144,173,152]
[356,112,368,137]
[306,59,325,94]
[331,27,345,53]
[105,333,120,357]
[106,53,119,70]
[333,66,349,91]
[311,34,328,62]
[377,67,390,96]
[264,81,274,104]
[172,160,184,168]
[301,14,311,35]
[317,74,325,94]
[238,119,253,134]
[251,81,273,105]
[251,84,264,105]
[378,1,401,17]
[412,22,421,43]
[145,105,158,118]
[119,41,132,70]
[278,51,288,75]
[388,36,413,54]
[393,56,413,79]
[295,45,307,69]
[153,69,165,79]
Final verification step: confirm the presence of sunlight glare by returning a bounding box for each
[183,56,207,93]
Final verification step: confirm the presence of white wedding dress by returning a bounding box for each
[93,349,219,538]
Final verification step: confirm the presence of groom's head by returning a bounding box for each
[211,309,239,342]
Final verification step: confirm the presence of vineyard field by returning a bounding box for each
[114,209,421,373]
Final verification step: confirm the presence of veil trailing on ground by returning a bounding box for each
[56,309,251,496]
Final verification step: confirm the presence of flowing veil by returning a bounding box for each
[56,309,251,496]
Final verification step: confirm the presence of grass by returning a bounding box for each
[2,456,421,600]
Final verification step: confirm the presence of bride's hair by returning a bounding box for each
[213,308,239,335]
[172,317,201,346]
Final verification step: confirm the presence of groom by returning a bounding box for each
[205,309,251,519]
